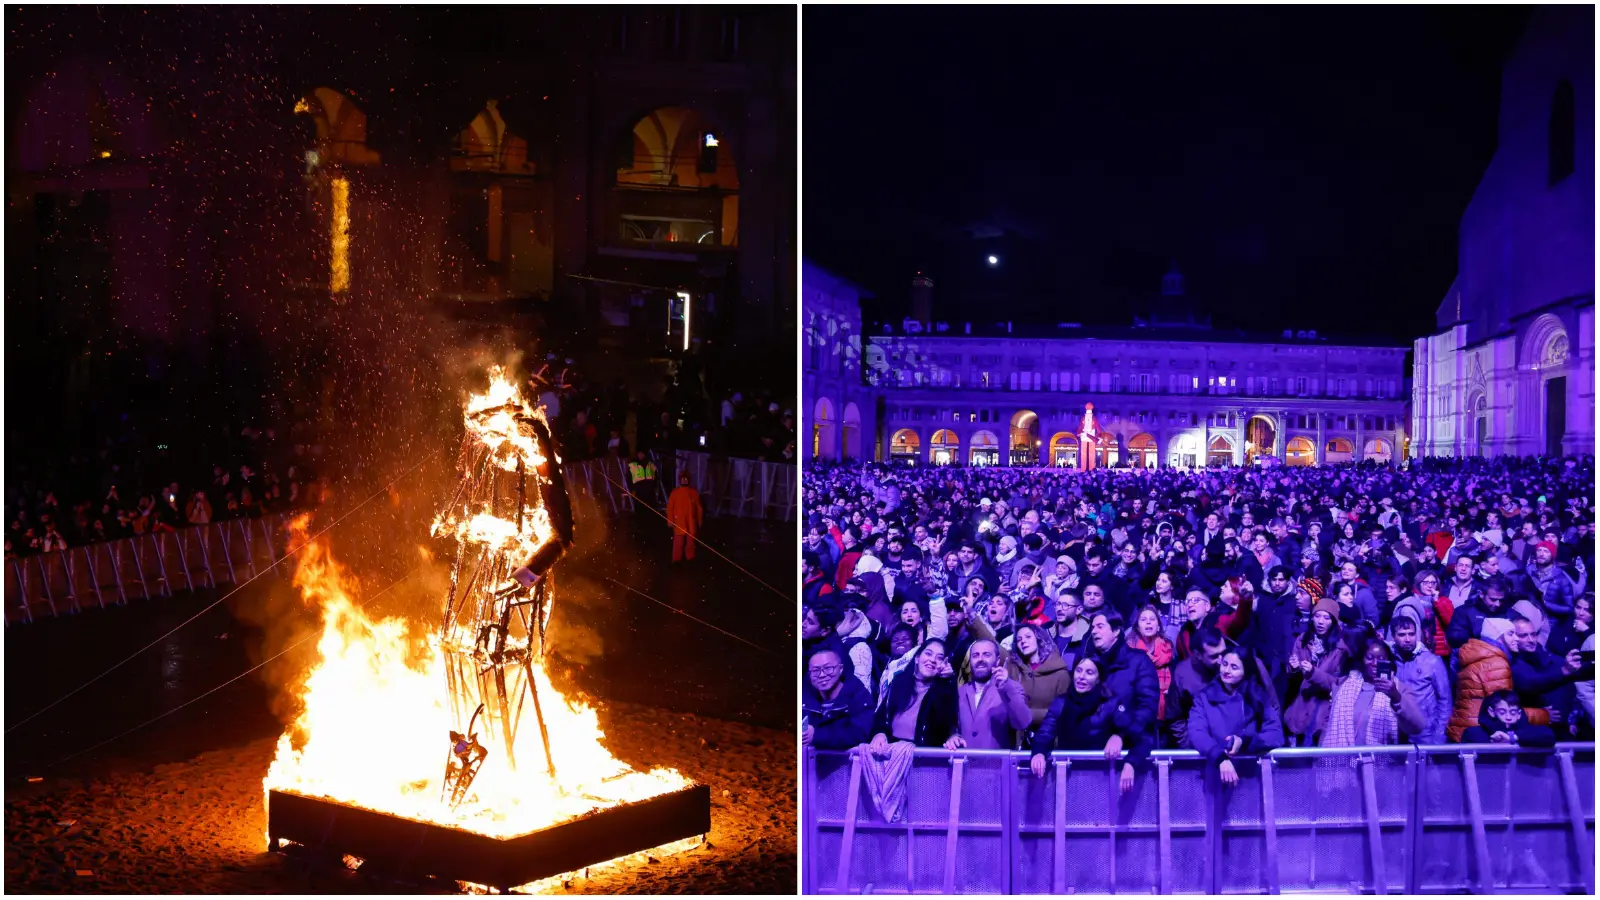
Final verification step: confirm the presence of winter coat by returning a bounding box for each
[804,675,876,750]
[1187,680,1285,768]
[1250,588,1300,670]
[1392,646,1451,745]
[1127,634,1175,720]
[1030,689,1119,755]
[1447,639,1551,742]
[1091,639,1161,755]
[1459,705,1557,748]
[1510,648,1589,723]
[1283,639,1347,741]
[954,677,1033,750]
[1445,595,1501,649]
[1006,652,1072,729]
[873,673,960,747]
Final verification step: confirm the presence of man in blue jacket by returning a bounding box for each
[802,644,875,750]
[1087,609,1159,768]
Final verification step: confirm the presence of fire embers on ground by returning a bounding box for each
[263,368,688,839]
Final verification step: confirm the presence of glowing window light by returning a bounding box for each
[703,133,718,148]
[330,176,351,294]
[677,290,692,351]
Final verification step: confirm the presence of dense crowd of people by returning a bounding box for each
[532,355,795,466]
[802,455,1596,796]
[5,421,330,560]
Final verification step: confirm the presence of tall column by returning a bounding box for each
[1355,417,1366,463]
[1316,412,1326,465]
[1235,409,1249,465]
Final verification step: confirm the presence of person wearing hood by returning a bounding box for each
[1459,689,1557,747]
[1005,623,1072,733]
[803,644,876,750]
[1389,611,1450,745]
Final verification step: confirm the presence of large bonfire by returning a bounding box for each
[264,368,687,841]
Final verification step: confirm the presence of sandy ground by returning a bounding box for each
[5,702,795,894]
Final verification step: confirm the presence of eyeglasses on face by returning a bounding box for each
[808,664,844,677]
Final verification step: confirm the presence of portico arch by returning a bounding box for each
[1048,432,1078,468]
[1285,436,1315,466]
[929,428,959,466]
[890,428,920,466]
[1207,434,1234,467]
[812,396,836,461]
[1010,410,1040,466]
[842,402,862,460]
[969,430,1000,467]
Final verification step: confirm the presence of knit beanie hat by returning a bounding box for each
[1509,599,1545,634]
[1299,576,1325,601]
[1313,597,1340,620]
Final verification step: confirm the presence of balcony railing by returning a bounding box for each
[803,744,1596,895]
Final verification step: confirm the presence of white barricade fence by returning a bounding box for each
[803,744,1596,895]
[4,514,292,625]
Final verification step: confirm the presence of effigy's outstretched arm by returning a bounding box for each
[506,416,576,589]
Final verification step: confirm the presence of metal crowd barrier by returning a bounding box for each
[4,514,293,626]
[563,450,795,523]
[803,743,1596,895]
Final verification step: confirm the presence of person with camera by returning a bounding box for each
[1321,629,1426,749]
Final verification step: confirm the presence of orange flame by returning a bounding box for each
[264,370,687,843]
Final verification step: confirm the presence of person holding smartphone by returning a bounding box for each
[1321,630,1426,749]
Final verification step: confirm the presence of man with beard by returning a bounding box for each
[1174,585,1254,661]
[1508,606,1593,737]
[952,540,997,599]
[1087,609,1159,772]
[1050,589,1091,668]
[1082,546,1131,618]
[1526,541,1583,628]
[1447,575,1513,648]
[1166,625,1228,749]
[803,644,875,750]
[945,639,1032,750]
[1269,518,1301,570]
[1251,565,1300,698]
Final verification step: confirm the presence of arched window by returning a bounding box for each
[1550,79,1575,186]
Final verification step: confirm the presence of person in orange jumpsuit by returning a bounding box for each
[666,472,703,563]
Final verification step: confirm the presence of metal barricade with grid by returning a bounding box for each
[803,743,1596,895]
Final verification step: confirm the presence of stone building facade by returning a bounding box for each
[1411,5,1595,459]
[803,259,876,462]
[803,261,1408,468]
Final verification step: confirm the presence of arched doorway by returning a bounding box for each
[842,402,862,460]
[1363,438,1393,465]
[1325,437,1354,464]
[929,429,959,466]
[1010,410,1040,466]
[890,429,920,466]
[1128,433,1157,469]
[615,107,738,247]
[1245,415,1277,464]
[1169,433,1199,468]
[812,397,836,460]
[969,430,1000,467]
[1471,393,1488,456]
[1207,435,1235,467]
[1530,317,1571,457]
[1285,436,1315,466]
[1095,436,1121,468]
[1048,432,1078,468]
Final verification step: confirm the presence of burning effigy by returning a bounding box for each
[263,368,708,891]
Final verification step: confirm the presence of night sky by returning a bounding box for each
[803,5,1534,342]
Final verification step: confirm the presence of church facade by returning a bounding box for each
[1411,6,1595,459]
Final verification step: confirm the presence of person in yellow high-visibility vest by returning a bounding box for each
[628,451,658,506]
[666,472,703,563]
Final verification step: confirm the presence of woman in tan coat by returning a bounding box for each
[1005,622,1072,734]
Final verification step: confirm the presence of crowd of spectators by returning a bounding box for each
[532,354,795,466]
[6,421,328,560]
[802,454,1595,796]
